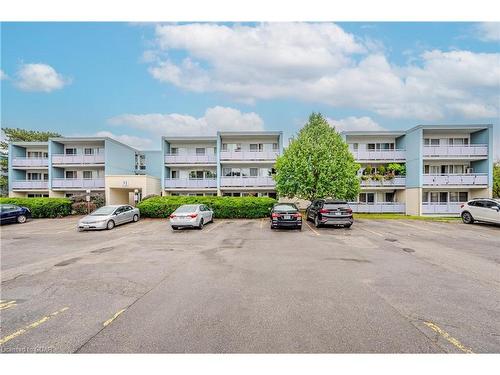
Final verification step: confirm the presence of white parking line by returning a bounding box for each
[305,221,320,236]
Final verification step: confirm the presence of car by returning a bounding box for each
[0,204,32,224]
[306,199,353,228]
[77,205,140,231]
[460,198,500,225]
[169,204,213,230]
[270,203,302,230]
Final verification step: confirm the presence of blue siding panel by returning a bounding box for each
[104,139,136,175]
[405,128,423,188]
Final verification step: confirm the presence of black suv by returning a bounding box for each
[306,199,353,228]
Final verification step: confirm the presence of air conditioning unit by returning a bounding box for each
[466,167,474,174]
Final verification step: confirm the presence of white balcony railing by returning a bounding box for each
[220,150,279,161]
[360,176,406,187]
[422,203,464,214]
[11,157,49,167]
[164,154,217,164]
[423,145,488,158]
[52,178,105,189]
[52,154,105,164]
[220,176,275,187]
[164,178,217,188]
[11,180,49,189]
[423,174,488,186]
[350,149,406,161]
[349,203,406,213]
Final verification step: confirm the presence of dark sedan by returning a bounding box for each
[270,203,302,230]
[306,199,353,228]
[0,204,32,224]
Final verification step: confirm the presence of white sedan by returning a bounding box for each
[460,198,500,225]
[169,204,213,230]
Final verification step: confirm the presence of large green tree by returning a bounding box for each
[274,113,360,202]
[493,161,500,199]
[0,127,62,196]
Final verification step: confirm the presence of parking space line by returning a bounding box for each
[260,218,264,229]
[397,221,443,235]
[204,221,224,233]
[423,321,474,353]
[359,225,384,237]
[103,308,126,327]
[0,307,69,345]
[0,300,17,311]
[305,222,320,236]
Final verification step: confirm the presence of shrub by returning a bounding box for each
[377,165,386,175]
[372,174,383,181]
[364,165,373,175]
[141,194,160,201]
[387,163,406,176]
[360,175,369,181]
[69,193,105,208]
[0,197,72,218]
[72,201,97,215]
[137,196,277,219]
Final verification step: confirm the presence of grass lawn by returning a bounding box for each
[353,213,461,222]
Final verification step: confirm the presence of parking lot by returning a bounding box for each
[1,216,499,353]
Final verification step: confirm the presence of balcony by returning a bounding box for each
[349,203,405,213]
[220,150,279,161]
[164,178,217,189]
[11,180,49,189]
[360,176,406,187]
[350,149,406,161]
[220,176,275,187]
[422,203,463,215]
[52,154,105,165]
[423,145,488,158]
[423,174,488,186]
[164,153,217,164]
[52,178,105,189]
[11,157,49,167]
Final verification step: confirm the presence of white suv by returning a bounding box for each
[460,198,500,225]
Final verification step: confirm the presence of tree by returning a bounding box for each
[274,112,360,202]
[1,127,62,197]
[494,161,500,199]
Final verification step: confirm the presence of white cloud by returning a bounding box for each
[15,63,70,92]
[147,23,500,121]
[475,22,500,42]
[94,131,155,150]
[108,106,264,137]
[0,69,7,80]
[327,116,385,132]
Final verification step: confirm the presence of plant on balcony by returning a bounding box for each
[372,174,383,181]
[274,112,360,201]
[387,163,406,176]
[377,165,386,175]
[360,175,369,181]
[363,165,373,175]
[384,173,395,181]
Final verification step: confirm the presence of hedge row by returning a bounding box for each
[0,197,72,218]
[137,196,277,219]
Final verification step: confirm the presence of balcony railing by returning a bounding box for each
[423,173,488,186]
[11,180,49,189]
[423,145,488,158]
[52,154,105,164]
[220,150,279,161]
[11,157,49,167]
[349,202,405,213]
[164,178,217,188]
[220,176,275,187]
[360,176,406,187]
[164,153,217,164]
[422,203,464,214]
[350,149,406,161]
[52,178,105,189]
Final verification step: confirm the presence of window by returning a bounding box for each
[367,144,375,151]
[27,173,41,180]
[189,171,204,179]
[196,148,205,155]
[223,168,232,177]
[27,194,49,198]
[84,148,94,155]
[27,151,44,158]
[170,147,178,155]
[232,192,241,197]
[222,144,228,152]
[205,170,216,179]
[352,143,359,151]
[272,143,279,151]
[235,144,242,152]
[422,192,429,203]
[250,144,263,152]
[43,173,49,180]
[65,171,77,179]
[431,139,439,146]
[65,148,77,155]
[359,193,375,204]
[249,168,259,177]
[171,170,178,179]
[83,171,93,179]
[430,192,439,203]
[385,192,394,203]
[439,192,448,203]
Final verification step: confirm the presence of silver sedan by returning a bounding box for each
[169,204,213,230]
[78,205,140,231]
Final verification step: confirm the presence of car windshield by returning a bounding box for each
[90,206,117,216]
[175,205,199,213]
[274,204,297,212]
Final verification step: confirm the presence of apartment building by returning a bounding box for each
[343,124,494,216]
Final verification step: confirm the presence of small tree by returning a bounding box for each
[494,161,500,198]
[274,113,360,202]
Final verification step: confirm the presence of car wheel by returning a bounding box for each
[314,215,321,228]
[106,220,115,230]
[297,225,302,230]
[198,218,204,229]
[461,211,474,224]
[344,223,352,228]
[133,214,139,222]
[17,215,27,224]
[172,226,179,230]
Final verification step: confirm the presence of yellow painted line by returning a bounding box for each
[204,221,224,233]
[305,221,320,236]
[423,321,474,354]
[0,300,17,311]
[0,307,69,345]
[103,308,126,327]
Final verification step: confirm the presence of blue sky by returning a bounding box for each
[1,22,499,154]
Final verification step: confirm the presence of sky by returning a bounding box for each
[1,22,499,156]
